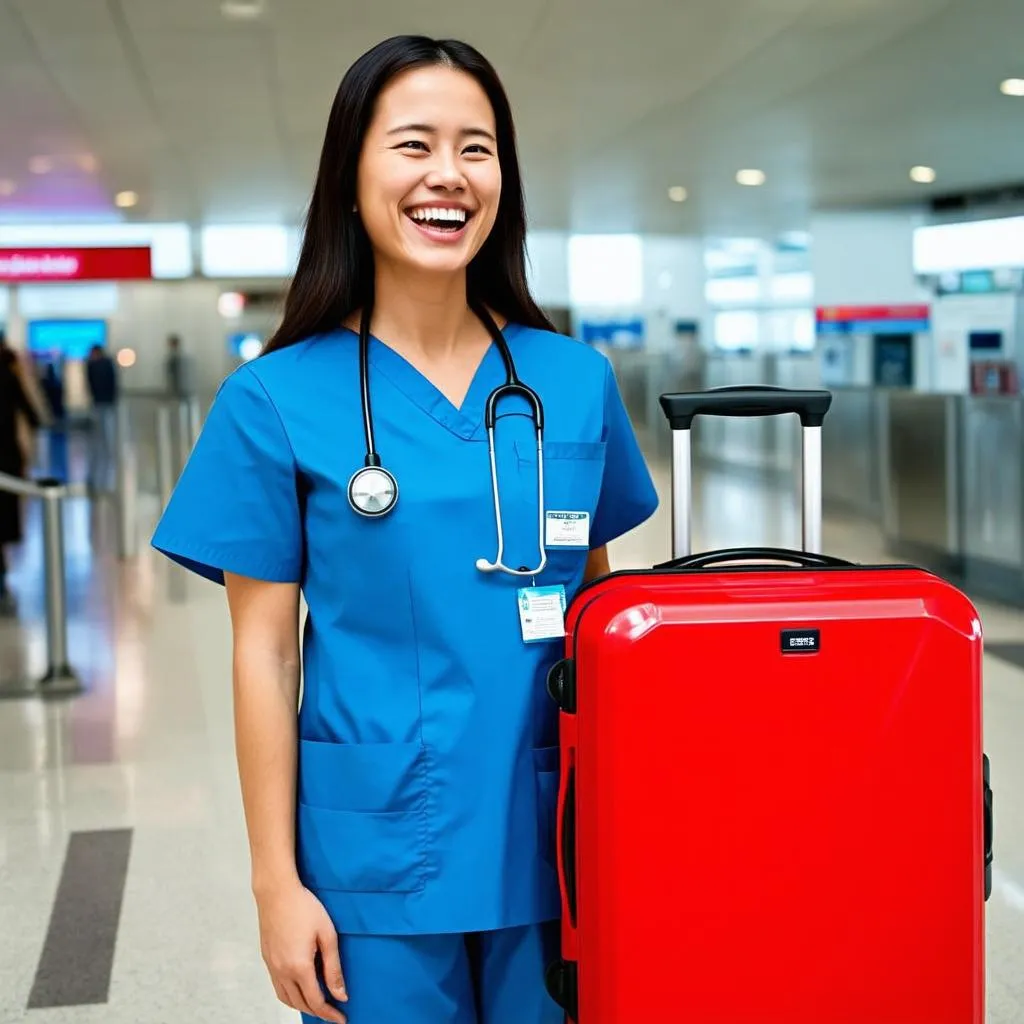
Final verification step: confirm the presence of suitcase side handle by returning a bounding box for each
[984,754,993,902]
[659,385,832,431]
[557,760,578,928]
[655,545,853,571]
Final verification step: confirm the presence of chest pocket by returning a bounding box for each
[513,439,606,583]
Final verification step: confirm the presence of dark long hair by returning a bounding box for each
[263,35,553,354]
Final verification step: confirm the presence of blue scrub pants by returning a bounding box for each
[302,921,562,1023]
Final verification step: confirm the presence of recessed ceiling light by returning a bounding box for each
[29,156,53,175]
[910,166,937,184]
[115,190,139,208]
[221,0,264,18]
[0,179,16,197]
[1000,78,1024,97]
[668,185,688,203]
[736,169,766,187]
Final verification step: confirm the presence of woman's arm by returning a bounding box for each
[224,572,303,893]
[223,572,348,1023]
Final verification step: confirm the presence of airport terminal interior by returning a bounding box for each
[3,0,1024,1021]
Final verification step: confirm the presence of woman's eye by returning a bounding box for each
[399,140,428,152]
[464,145,492,156]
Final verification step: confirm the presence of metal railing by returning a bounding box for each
[0,472,86,699]
[155,396,201,505]
[122,390,201,509]
[123,392,203,604]
[0,393,203,697]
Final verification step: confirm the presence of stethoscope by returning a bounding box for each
[347,301,548,578]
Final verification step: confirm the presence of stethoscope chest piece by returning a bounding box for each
[348,465,398,517]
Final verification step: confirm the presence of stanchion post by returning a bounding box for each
[37,480,82,698]
[177,399,191,474]
[156,403,174,509]
[0,473,83,699]
[187,396,201,452]
[115,402,139,559]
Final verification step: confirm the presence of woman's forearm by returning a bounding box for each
[233,645,303,896]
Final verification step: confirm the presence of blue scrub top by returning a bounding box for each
[152,323,658,936]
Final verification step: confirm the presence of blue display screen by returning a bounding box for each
[27,320,108,359]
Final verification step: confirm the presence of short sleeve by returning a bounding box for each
[589,357,660,549]
[151,366,303,585]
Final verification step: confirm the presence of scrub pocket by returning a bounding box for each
[516,440,607,579]
[534,745,561,869]
[296,740,429,893]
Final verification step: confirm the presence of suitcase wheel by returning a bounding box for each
[545,958,578,1021]
[547,658,576,713]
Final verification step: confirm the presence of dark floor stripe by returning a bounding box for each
[27,829,133,1008]
[987,643,1024,672]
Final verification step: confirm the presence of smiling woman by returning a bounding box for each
[262,37,549,356]
[150,33,658,1024]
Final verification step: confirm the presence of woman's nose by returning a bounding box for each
[424,151,467,190]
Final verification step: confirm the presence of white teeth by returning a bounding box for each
[410,207,467,224]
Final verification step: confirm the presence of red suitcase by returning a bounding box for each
[545,387,993,1023]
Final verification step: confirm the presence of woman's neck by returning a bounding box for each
[368,264,481,359]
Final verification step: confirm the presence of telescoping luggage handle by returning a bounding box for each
[657,386,833,559]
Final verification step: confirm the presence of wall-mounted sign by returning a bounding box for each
[579,318,645,348]
[0,246,152,282]
[816,304,930,335]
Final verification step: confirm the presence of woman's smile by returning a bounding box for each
[403,203,474,245]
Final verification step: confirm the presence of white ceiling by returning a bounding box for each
[1,0,1023,237]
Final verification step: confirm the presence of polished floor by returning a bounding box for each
[2,437,1024,1022]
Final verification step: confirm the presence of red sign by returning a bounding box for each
[0,246,152,282]
[816,304,929,322]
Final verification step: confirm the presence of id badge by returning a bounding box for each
[545,511,590,549]
[517,584,567,644]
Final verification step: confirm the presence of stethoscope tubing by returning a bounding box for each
[351,299,547,577]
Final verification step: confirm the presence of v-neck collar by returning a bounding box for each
[355,322,521,441]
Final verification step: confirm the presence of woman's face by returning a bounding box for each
[355,65,502,277]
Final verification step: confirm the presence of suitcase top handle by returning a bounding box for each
[654,546,853,571]
[659,385,833,431]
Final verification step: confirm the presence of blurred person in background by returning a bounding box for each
[39,361,65,425]
[152,34,655,1024]
[85,343,119,492]
[164,333,194,398]
[0,341,41,615]
[16,349,52,431]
